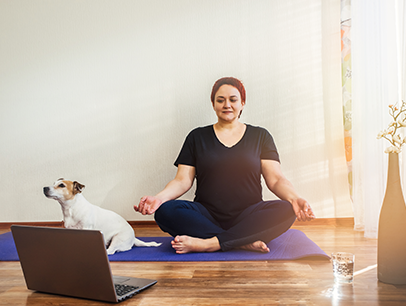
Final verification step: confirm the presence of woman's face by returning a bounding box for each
[212,85,245,123]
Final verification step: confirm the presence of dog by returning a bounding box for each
[43,178,161,255]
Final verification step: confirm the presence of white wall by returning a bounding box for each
[0,0,352,222]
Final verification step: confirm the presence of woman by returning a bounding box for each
[134,77,315,254]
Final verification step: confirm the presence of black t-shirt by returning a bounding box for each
[174,124,280,225]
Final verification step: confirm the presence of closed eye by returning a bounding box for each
[58,184,65,188]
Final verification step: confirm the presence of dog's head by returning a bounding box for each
[43,178,85,202]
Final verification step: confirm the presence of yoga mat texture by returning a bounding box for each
[0,229,330,261]
[0,229,329,262]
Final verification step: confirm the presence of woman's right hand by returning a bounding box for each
[134,196,163,215]
[134,165,195,215]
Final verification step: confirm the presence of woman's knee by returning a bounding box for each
[154,200,177,223]
[261,200,296,225]
[278,200,296,222]
[281,200,296,215]
[154,200,198,223]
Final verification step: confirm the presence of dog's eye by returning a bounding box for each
[58,184,65,188]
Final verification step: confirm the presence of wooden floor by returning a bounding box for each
[1,223,406,306]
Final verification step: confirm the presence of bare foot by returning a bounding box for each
[240,241,270,253]
[171,235,221,254]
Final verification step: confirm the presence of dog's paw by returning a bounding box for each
[106,249,117,255]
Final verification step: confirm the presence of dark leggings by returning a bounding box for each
[154,199,296,251]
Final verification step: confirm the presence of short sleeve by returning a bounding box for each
[174,130,196,167]
[259,128,280,162]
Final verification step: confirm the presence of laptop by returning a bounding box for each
[11,225,157,303]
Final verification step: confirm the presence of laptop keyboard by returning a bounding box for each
[115,284,139,297]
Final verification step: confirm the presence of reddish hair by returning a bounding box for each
[210,77,246,103]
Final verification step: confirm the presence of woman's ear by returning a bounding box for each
[239,101,245,118]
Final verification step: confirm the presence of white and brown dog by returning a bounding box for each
[43,178,161,255]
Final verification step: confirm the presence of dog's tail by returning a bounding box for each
[134,238,161,247]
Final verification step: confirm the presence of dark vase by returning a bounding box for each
[378,152,406,284]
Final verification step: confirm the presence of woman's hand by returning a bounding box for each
[134,165,196,216]
[261,160,315,222]
[291,198,315,221]
[134,196,163,215]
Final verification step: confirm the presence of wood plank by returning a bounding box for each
[2,223,406,305]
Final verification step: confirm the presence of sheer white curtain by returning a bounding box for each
[352,0,406,238]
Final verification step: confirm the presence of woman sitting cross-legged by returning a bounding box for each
[134,77,315,254]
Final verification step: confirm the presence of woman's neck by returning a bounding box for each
[214,120,244,131]
[213,121,247,148]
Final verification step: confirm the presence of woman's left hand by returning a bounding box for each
[260,160,316,222]
[292,198,315,221]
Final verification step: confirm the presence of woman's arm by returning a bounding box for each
[261,159,315,221]
[134,164,196,215]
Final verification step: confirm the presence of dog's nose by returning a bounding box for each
[43,187,49,195]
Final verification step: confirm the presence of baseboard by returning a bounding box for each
[293,217,354,227]
[0,221,65,229]
[0,218,354,229]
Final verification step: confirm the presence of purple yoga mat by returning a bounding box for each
[0,229,329,262]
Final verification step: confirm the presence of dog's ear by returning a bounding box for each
[73,181,85,194]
